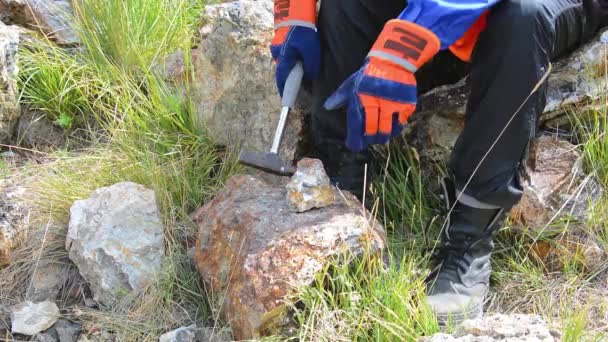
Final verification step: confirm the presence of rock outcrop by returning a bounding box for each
[188,0,308,161]
[422,314,556,341]
[0,21,21,144]
[510,136,603,232]
[10,301,60,336]
[66,182,165,307]
[193,174,387,339]
[0,0,78,46]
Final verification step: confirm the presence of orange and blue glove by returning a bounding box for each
[324,0,501,152]
[271,0,320,96]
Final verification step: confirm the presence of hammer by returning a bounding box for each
[239,62,304,176]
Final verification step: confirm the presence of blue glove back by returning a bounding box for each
[270,26,321,96]
[399,0,501,49]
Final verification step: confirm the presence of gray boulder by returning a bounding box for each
[421,314,556,341]
[66,182,165,307]
[187,0,307,161]
[0,0,78,46]
[11,301,60,336]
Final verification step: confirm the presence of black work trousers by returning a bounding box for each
[312,0,592,208]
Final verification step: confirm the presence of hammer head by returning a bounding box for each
[239,151,296,176]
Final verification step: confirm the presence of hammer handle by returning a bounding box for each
[271,62,303,154]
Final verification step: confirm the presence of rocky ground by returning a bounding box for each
[1,0,608,341]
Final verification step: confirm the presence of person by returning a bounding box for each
[271,0,608,326]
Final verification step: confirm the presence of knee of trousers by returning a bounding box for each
[487,0,556,52]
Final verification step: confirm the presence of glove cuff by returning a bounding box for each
[274,0,317,30]
[369,19,440,73]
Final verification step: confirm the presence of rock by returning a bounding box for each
[421,314,555,341]
[531,234,606,273]
[36,330,58,342]
[509,136,603,232]
[0,22,21,144]
[16,108,66,149]
[411,29,608,160]
[11,301,60,336]
[188,0,308,161]
[53,319,81,342]
[66,182,165,307]
[193,175,387,339]
[0,0,78,46]
[286,158,335,213]
[0,178,29,266]
[26,261,70,302]
[159,326,196,342]
[195,327,232,342]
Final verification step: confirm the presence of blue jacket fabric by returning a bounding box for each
[398,0,501,50]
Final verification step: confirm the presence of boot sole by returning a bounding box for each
[435,304,483,328]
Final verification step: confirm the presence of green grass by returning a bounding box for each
[2,0,238,340]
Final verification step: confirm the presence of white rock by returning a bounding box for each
[421,314,556,342]
[66,182,165,307]
[10,301,60,336]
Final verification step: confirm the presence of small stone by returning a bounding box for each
[66,182,165,307]
[286,158,335,213]
[27,261,70,302]
[159,325,196,342]
[195,327,232,342]
[11,301,60,336]
[35,330,58,342]
[54,319,81,342]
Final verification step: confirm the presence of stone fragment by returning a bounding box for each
[509,136,603,232]
[159,326,196,342]
[66,182,165,307]
[410,29,608,160]
[26,261,70,302]
[189,0,307,160]
[421,314,555,341]
[54,319,81,342]
[0,0,78,46]
[286,158,335,213]
[193,175,387,339]
[36,330,58,342]
[11,301,60,336]
[0,21,21,144]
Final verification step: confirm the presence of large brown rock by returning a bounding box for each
[188,0,307,161]
[510,136,603,232]
[193,175,387,340]
[410,30,608,160]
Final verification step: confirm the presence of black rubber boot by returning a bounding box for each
[312,141,370,200]
[425,178,507,327]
